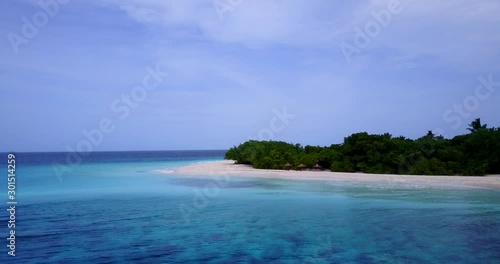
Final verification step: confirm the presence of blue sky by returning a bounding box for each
[1,0,499,152]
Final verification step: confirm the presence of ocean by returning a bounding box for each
[1,151,499,263]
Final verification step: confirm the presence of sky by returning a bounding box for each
[1,0,499,152]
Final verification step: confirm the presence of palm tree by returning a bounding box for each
[467,118,487,133]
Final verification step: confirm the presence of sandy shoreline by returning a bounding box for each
[160,160,500,190]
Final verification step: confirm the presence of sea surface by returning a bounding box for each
[1,151,499,263]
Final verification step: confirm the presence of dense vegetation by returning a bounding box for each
[225,118,500,176]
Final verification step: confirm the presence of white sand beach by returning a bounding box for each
[166,160,500,190]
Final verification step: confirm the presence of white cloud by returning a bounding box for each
[101,0,359,47]
[99,0,500,129]
[101,0,500,68]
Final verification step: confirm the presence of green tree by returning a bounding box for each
[225,119,498,176]
[467,118,487,133]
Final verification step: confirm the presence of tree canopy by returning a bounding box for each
[225,118,500,176]
[467,118,488,133]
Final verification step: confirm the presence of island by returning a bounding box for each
[225,118,500,176]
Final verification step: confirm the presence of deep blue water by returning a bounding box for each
[1,151,500,263]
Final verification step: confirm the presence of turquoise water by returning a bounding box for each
[1,151,500,263]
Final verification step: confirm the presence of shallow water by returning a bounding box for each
[1,151,499,263]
